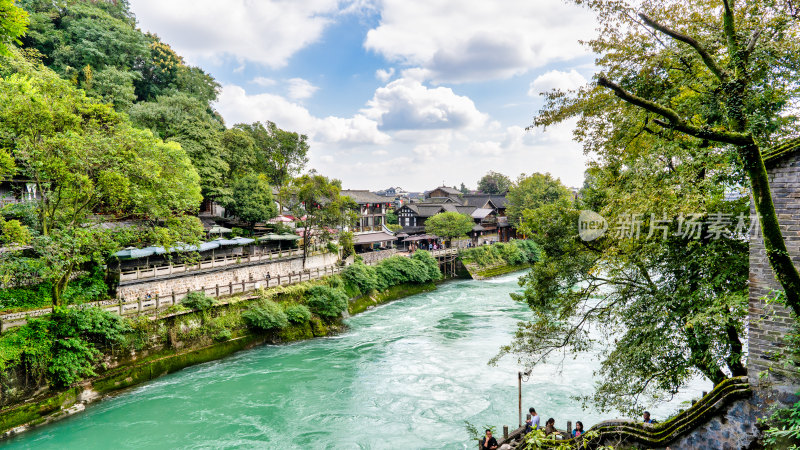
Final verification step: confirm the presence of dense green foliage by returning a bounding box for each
[424,212,473,242]
[460,240,540,268]
[506,173,572,227]
[477,171,511,195]
[223,174,277,229]
[288,173,358,266]
[341,251,441,297]
[534,0,800,317]
[0,306,129,387]
[182,292,217,312]
[764,397,800,449]
[306,285,349,318]
[284,304,312,324]
[242,299,290,331]
[0,0,28,55]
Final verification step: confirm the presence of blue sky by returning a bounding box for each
[129,0,600,191]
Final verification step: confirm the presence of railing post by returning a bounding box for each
[137,297,142,313]
[170,263,173,275]
[229,281,233,295]
[277,274,281,285]
[567,421,571,436]
[155,293,160,310]
[172,290,176,305]
[242,280,246,292]
[118,296,124,315]
[216,284,219,297]
[136,267,140,279]
[153,266,156,278]
[503,426,509,440]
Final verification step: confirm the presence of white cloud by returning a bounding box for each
[215,85,389,146]
[362,78,487,130]
[287,78,319,100]
[251,76,277,87]
[130,0,341,68]
[529,69,587,96]
[375,68,395,82]
[363,0,596,83]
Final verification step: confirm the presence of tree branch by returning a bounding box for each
[639,13,728,82]
[596,76,753,146]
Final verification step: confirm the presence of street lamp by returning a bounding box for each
[518,369,532,428]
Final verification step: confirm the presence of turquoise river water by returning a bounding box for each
[0,273,708,449]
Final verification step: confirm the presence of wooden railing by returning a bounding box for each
[119,248,304,281]
[0,263,344,332]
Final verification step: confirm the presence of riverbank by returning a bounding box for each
[0,257,453,437]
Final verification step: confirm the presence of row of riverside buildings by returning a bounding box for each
[342,185,517,253]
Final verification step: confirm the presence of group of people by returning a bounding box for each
[480,408,657,449]
[524,408,585,439]
[407,241,443,252]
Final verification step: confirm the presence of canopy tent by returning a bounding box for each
[213,237,255,246]
[168,241,221,253]
[113,247,156,259]
[208,225,233,235]
[395,232,409,238]
[258,234,301,242]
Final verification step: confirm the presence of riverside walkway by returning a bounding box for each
[0,247,461,332]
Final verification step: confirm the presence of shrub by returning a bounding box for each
[411,250,442,281]
[284,304,312,324]
[460,240,540,267]
[327,241,338,254]
[306,285,348,318]
[341,260,378,295]
[212,329,232,342]
[242,300,289,331]
[182,292,216,311]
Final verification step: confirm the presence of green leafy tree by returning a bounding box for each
[506,173,573,226]
[83,66,138,111]
[459,182,470,194]
[224,175,277,231]
[424,212,473,246]
[237,121,309,191]
[0,0,28,55]
[0,51,203,305]
[498,118,749,413]
[287,172,357,267]
[534,0,800,316]
[477,171,511,195]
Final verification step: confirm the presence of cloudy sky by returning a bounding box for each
[129,0,599,191]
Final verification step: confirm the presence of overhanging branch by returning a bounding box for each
[639,13,729,82]
[596,76,753,146]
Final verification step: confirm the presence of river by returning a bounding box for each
[1,273,708,449]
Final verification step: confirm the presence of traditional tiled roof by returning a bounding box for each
[763,137,800,166]
[471,208,494,219]
[461,194,508,209]
[432,186,461,195]
[341,190,390,204]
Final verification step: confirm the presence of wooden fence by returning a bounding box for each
[0,264,343,332]
[120,248,304,281]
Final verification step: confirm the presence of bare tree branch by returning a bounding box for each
[596,76,753,146]
[639,13,729,82]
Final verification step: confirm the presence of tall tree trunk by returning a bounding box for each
[725,320,747,377]
[740,143,800,317]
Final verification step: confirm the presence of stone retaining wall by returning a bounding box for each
[749,150,800,386]
[117,251,338,301]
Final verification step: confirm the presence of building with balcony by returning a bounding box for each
[340,190,396,252]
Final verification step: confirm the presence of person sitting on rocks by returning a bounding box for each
[572,421,584,438]
[480,429,498,450]
[544,418,557,436]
